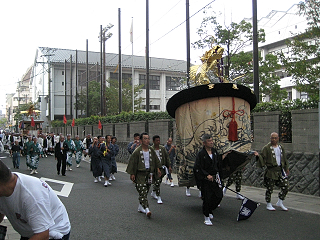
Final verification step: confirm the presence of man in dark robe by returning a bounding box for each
[55,135,69,176]
[194,134,230,226]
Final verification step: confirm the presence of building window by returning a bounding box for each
[141,105,160,110]
[109,73,132,87]
[139,74,146,89]
[139,74,160,90]
[300,92,308,100]
[78,70,100,87]
[287,91,292,101]
[166,76,181,91]
[62,71,64,75]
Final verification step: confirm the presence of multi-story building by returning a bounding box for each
[31,47,187,128]
[256,4,310,101]
[6,66,33,131]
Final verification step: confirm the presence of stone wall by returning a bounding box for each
[242,152,319,196]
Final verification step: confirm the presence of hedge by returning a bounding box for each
[51,98,318,127]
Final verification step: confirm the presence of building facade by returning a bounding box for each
[256,4,311,101]
[30,47,187,128]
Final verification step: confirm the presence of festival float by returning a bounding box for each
[166,45,257,187]
[19,105,43,136]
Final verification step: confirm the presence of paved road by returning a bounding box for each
[1,152,320,240]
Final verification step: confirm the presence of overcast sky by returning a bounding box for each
[0,0,300,113]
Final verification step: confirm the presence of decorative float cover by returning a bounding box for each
[166,45,257,187]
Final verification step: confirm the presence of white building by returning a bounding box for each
[6,67,33,130]
[31,47,187,128]
[257,4,310,101]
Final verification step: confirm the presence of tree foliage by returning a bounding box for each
[193,9,286,101]
[75,81,101,117]
[106,77,143,115]
[278,0,320,99]
[192,9,265,80]
[75,77,143,117]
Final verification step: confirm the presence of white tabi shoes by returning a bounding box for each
[145,208,151,218]
[151,191,158,199]
[170,181,174,187]
[266,202,276,211]
[157,196,163,204]
[138,204,146,213]
[204,216,213,226]
[104,180,111,187]
[186,187,191,197]
[223,187,227,196]
[276,199,288,211]
[236,193,244,200]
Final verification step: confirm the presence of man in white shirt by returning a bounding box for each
[0,160,71,239]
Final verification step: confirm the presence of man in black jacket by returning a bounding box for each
[194,134,229,226]
[55,135,69,176]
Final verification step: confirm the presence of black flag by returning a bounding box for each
[237,198,259,221]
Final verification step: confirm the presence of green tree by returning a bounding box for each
[75,78,143,116]
[106,78,143,115]
[279,0,320,100]
[0,118,7,129]
[231,52,287,101]
[259,54,287,101]
[193,10,286,101]
[75,81,101,116]
[192,10,265,80]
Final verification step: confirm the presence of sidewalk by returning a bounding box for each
[3,162,319,240]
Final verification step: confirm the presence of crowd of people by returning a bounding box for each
[0,129,289,232]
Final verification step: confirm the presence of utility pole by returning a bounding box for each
[75,50,78,119]
[252,0,259,102]
[70,54,73,119]
[86,39,89,117]
[186,0,190,88]
[118,8,122,114]
[64,59,67,117]
[99,24,113,115]
[100,25,103,116]
[146,0,150,112]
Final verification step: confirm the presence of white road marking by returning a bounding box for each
[40,177,74,197]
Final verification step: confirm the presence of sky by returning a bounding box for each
[0,0,300,113]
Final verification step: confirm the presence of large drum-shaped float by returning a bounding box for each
[166,83,257,187]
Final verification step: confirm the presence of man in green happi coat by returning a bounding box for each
[256,132,289,211]
[150,135,171,204]
[126,132,162,218]
[65,134,76,171]
[74,135,84,168]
